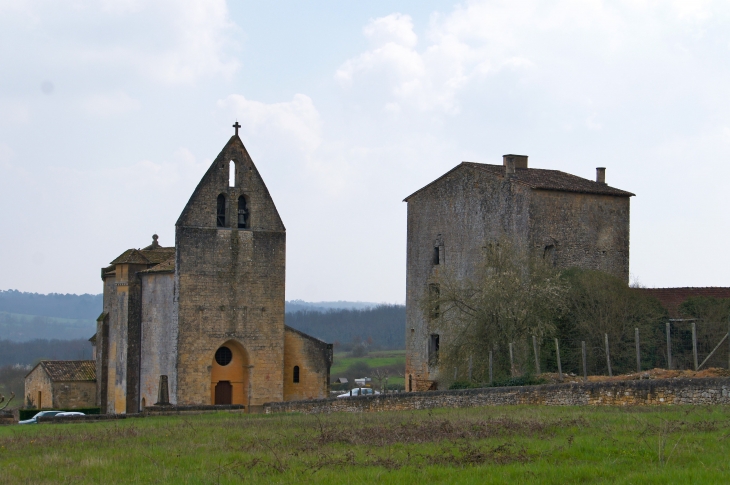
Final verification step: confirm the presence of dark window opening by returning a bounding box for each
[433,246,440,265]
[215,346,233,366]
[216,194,226,227]
[429,334,440,365]
[543,244,556,266]
[293,365,300,383]
[429,284,440,319]
[237,195,249,229]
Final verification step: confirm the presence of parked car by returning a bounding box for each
[55,412,85,418]
[337,388,380,398]
[18,410,65,424]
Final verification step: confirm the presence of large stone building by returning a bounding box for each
[404,155,634,391]
[95,125,332,414]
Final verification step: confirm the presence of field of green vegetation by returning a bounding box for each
[331,350,406,387]
[2,405,730,483]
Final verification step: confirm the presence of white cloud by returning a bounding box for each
[2,0,239,84]
[82,91,141,117]
[217,93,322,154]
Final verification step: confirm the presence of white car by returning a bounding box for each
[18,410,64,424]
[337,387,380,398]
[55,412,85,418]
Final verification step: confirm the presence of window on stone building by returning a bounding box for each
[237,196,249,229]
[217,194,226,227]
[215,346,233,366]
[293,366,300,383]
[543,245,556,266]
[229,160,236,187]
[429,284,440,319]
[433,246,440,265]
[429,334,440,365]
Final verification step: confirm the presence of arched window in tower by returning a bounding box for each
[293,366,300,383]
[229,160,236,187]
[237,196,249,229]
[216,194,226,227]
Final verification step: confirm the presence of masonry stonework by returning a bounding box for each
[404,157,634,391]
[265,378,730,414]
[93,130,331,413]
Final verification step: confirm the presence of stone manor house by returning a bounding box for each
[404,155,634,391]
[92,126,332,414]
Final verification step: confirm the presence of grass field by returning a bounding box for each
[2,404,730,483]
[331,349,406,386]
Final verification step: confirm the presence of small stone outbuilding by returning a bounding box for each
[24,361,96,409]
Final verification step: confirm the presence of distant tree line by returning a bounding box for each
[0,339,92,367]
[285,305,406,350]
[0,313,96,342]
[0,290,102,320]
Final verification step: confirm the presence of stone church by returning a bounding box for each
[404,155,634,391]
[95,125,332,414]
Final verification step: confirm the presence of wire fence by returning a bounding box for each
[452,319,730,383]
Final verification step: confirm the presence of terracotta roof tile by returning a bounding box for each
[404,162,634,201]
[40,360,96,381]
[139,256,175,274]
[110,247,174,265]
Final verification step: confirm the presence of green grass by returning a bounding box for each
[2,405,730,483]
[331,349,406,385]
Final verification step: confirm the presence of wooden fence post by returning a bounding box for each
[666,321,672,370]
[468,355,473,381]
[532,335,541,375]
[509,343,515,377]
[605,333,612,377]
[635,328,641,373]
[692,322,699,371]
[581,341,587,382]
[454,367,457,380]
[489,350,493,385]
[555,338,563,381]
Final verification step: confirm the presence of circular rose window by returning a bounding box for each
[215,346,233,366]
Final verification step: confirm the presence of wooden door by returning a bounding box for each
[215,381,232,404]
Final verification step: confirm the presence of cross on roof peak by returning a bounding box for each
[233,121,241,136]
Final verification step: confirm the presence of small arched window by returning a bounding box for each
[293,365,300,383]
[216,194,226,227]
[237,195,249,229]
[229,160,236,187]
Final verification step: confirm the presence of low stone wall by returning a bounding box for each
[264,378,730,414]
[0,411,17,425]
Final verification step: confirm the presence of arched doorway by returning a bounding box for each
[211,340,248,405]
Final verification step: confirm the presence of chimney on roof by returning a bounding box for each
[596,167,606,185]
[503,154,528,170]
[505,156,515,175]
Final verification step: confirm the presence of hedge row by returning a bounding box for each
[19,407,101,420]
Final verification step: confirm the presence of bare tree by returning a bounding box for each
[427,238,569,385]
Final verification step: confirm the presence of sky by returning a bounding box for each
[1,0,729,302]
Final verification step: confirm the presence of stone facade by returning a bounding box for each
[24,361,96,409]
[94,130,332,413]
[264,378,730,414]
[283,326,334,401]
[404,156,634,391]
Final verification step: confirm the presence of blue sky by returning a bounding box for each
[1,1,729,302]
